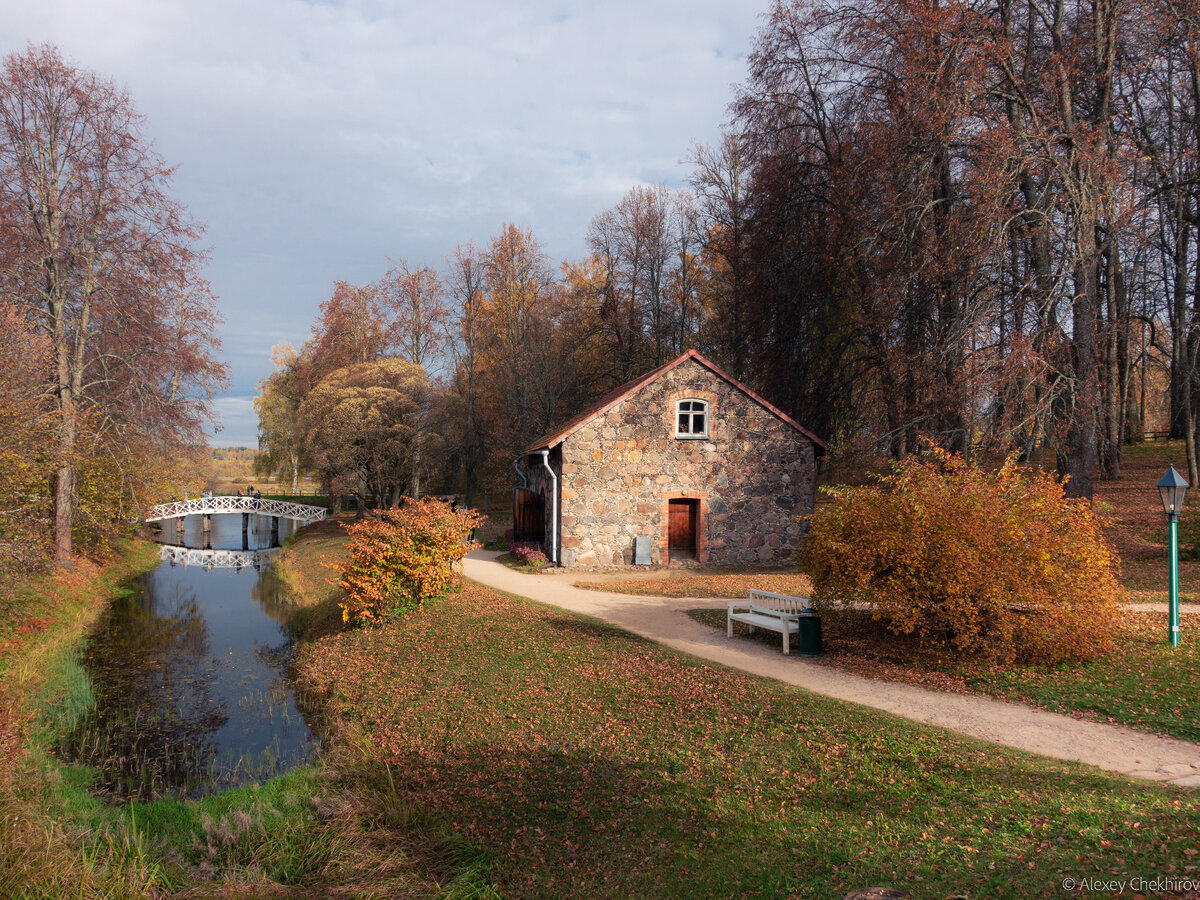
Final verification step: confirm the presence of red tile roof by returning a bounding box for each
[523,349,829,454]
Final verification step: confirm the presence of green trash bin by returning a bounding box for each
[796,613,822,655]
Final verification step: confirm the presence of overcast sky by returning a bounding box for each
[4,0,769,446]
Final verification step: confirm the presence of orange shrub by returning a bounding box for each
[333,498,484,626]
[802,448,1122,664]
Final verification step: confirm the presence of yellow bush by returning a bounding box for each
[802,448,1122,664]
[333,498,484,626]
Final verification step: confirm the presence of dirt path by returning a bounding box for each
[465,550,1200,787]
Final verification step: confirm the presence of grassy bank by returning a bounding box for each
[0,540,162,772]
[292,564,1199,898]
[579,441,1200,744]
[0,540,176,898]
[575,568,811,598]
[270,516,353,641]
[690,606,1200,742]
[0,530,496,898]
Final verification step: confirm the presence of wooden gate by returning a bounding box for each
[513,489,545,543]
[668,499,698,561]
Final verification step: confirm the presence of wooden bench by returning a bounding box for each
[726,589,815,655]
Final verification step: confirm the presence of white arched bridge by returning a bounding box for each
[144,495,329,523]
[158,544,280,569]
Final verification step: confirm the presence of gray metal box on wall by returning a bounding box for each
[634,536,651,566]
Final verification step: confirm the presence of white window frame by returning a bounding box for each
[675,399,710,439]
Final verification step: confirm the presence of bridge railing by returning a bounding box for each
[145,495,329,523]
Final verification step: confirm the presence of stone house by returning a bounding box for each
[513,349,828,568]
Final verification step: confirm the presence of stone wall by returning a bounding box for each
[556,358,816,568]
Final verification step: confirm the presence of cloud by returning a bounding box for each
[208,396,259,448]
[3,0,767,413]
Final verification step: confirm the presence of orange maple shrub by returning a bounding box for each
[803,448,1122,664]
[334,498,484,626]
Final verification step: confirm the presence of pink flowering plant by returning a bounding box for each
[509,542,550,569]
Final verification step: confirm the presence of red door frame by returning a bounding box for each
[668,498,699,561]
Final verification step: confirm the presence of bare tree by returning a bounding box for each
[377,259,449,369]
[0,44,225,562]
[446,242,485,506]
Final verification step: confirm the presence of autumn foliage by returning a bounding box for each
[803,448,1122,664]
[0,45,226,564]
[334,499,484,626]
[0,303,54,574]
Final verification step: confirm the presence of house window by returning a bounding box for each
[675,399,709,438]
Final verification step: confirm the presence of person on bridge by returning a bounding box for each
[253,489,261,508]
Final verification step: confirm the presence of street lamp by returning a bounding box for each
[1157,465,1189,648]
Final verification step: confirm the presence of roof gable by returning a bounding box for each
[524,349,829,453]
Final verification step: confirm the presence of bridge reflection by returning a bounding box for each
[157,543,280,571]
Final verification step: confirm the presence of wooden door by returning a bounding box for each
[668,499,697,561]
[513,489,545,543]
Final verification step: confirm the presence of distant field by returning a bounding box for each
[205,448,505,505]
[208,448,321,496]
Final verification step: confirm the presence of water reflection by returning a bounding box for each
[158,544,279,571]
[58,514,318,799]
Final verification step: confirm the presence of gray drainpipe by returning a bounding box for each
[538,449,558,565]
[514,456,528,490]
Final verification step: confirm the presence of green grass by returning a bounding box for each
[575,568,811,598]
[5,741,496,898]
[0,541,161,679]
[0,532,498,898]
[494,551,551,574]
[690,606,1200,743]
[262,492,330,506]
[295,581,1200,900]
[962,612,1200,740]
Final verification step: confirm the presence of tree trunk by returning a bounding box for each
[1171,218,1191,439]
[1188,399,1198,488]
[465,344,477,508]
[1066,250,1100,499]
[1100,239,1124,478]
[53,298,79,565]
[53,461,73,566]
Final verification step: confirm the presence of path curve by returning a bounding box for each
[464,550,1200,787]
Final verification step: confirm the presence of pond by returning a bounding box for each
[56,513,320,799]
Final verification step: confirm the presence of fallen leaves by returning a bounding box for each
[293,580,1200,898]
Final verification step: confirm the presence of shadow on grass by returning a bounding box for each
[371,731,1158,900]
[285,591,350,643]
[293,585,1200,898]
[690,606,982,671]
[382,742,831,898]
[540,614,651,645]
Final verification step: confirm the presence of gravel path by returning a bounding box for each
[464,550,1200,787]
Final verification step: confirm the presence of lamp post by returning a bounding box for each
[1157,465,1189,647]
